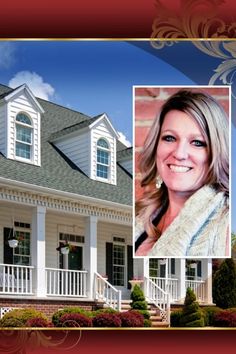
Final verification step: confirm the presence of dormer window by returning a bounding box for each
[15,113,33,160]
[96,138,110,179]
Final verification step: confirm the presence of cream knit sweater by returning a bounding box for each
[135,185,229,257]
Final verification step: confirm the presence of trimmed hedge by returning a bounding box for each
[59,313,92,327]
[0,308,48,328]
[170,310,183,327]
[92,313,121,327]
[179,288,205,327]
[201,306,222,326]
[26,317,53,328]
[213,310,236,327]
[119,310,144,327]
[52,307,92,326]
[130,285,148,311]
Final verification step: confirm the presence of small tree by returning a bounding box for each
[213,258,236,309]
[180,288,204,327]
[130,284,148,310]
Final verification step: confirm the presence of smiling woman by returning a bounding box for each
[134,87,230,258]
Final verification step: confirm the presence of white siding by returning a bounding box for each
[45,212,85,269]
[97,221,132,276]
[0,103,6,155]
[91,121,117,185]
[55,131,90,175]
[6,91,41,165]
[119,159,132,175]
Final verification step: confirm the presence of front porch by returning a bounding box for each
[0,261,212,305]
[0,200,213,324]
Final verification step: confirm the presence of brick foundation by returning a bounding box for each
[0,298,96,319]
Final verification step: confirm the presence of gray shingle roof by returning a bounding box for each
[117,147,132,161]
[0,84,132,206]
[50,116,99,141]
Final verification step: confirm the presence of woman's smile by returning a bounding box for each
[167,164,192,173]
[156,110,209,195]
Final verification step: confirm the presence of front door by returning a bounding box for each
[68,246,83,270]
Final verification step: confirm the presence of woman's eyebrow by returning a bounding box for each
[161,129,205,139]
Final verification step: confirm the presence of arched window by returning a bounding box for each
[96,138,110,179]
[15,113,33,160]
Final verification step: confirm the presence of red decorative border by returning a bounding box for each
[0,329,236,353]
[0,0,236,353]
[0,0,235,38]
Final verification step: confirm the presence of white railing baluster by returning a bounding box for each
[0,264,34,295]
[94,272,121,311]
[150,277,178,302]
[186,279,205,302]
[45,268,87,297]
[145,277,170,325]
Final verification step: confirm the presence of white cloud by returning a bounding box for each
[8,71,55,100]
[0,42,15,68]
[118,131,131,147]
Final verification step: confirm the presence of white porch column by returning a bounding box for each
[137,258,149,296]
[31,206,46,297]
[175,258,186,302]
[201,258,213,304]
[138,257,149,278]
[84,216,97,299]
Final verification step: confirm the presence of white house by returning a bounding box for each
[0,83,213,322]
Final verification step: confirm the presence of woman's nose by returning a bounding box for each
[173,141,189,160]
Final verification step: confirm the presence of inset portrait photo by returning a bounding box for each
[134,86,231,258]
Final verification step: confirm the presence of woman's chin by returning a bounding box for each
[165,183,199,195]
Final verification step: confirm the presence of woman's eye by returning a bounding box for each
[192,140,207,147]
[162,135,176,142]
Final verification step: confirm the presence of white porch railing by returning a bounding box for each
[186,279,205,302]
[0,263,34,294]
[144,277,170,324]
[150,277,178,302]
[94,272,121,311]
[46,268,87,297]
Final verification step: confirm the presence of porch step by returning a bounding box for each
[119,301,169,328]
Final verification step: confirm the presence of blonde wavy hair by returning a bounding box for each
[136,89,229,238]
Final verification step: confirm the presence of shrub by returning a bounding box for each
[136,310,150,320]
[131,301,148,310]
[0,308,47,327]
[92,308,118,317]
[131,284,145,302]
[119,310,144,327]
[202,306,222,326]
[143,319,152,327]
[92,313,121,327]
[179,288,205,327]
[0,317,24,328]
[59,313,92,327]
[26,317,53,328]
[213,258,236,309]
[52,307,92,326]
[130,285,148,311]
[227,307,236,313]
[213,310,236,327]
[170,310,183,327]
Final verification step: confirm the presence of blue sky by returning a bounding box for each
[0,41,194,145]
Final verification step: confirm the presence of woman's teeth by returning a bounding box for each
[169,165,191,173]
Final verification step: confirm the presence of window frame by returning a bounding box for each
[96,138,110,181]
[13,223,31,266]
[112,241,126,287]
[15,112,33,162]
